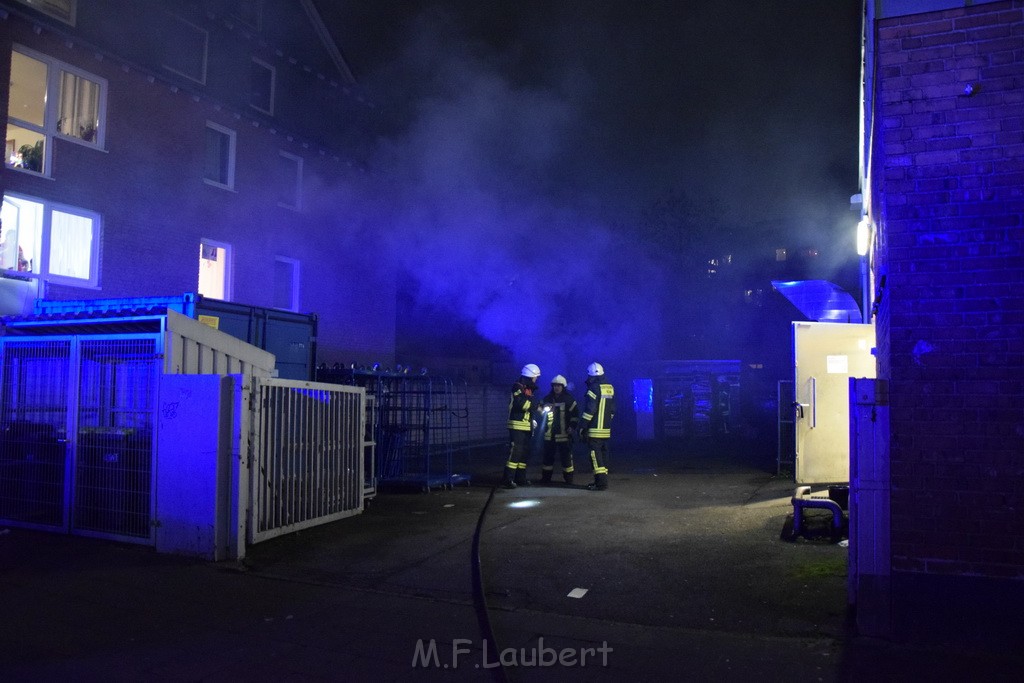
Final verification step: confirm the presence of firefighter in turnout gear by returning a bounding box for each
[579,362,615,491]
[539,375,578,484]
[502,363,541,488]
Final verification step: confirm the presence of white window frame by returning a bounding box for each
[203,121,237,190]
[1,191,101,288]
[273,256,300,312]
[16,0,76,25]
[6,45,108,177]
[162,13,209,85]
[198,238,233,302]
[249,57,276,115]
[278,151,303,211]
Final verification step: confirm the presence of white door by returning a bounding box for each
[793,322,876,484]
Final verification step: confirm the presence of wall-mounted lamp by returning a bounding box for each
[856,217,871,323]
[856,218,871,257]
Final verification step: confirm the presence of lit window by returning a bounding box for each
[250,58,275,115]
[1,193,100,287]
[276,151,303,210]
[15,0,76,24]
[162,14,208,84]
[198,240,231,301]
[233,0,263,30]
[204,122,236,189]
[273,256,299,311]
[5,47,107,175]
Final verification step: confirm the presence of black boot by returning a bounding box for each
[501,466,517,489]
[563,472,574,485]
[540,470,553,484]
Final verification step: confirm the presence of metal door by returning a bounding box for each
[793,322,876,484]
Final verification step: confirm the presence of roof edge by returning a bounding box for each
[301,0,357,84]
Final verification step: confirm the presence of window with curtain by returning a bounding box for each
[5,46,107,176]
[48,210,93,279]
[58,70,101,142]
[198,240,231,301]
[0,193,100,286]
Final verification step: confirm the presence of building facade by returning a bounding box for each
[860,0,1023,645]
[1,0,396,365]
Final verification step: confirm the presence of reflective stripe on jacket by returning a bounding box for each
[541,390,578,442]
[581,380,615,439]
[507,383,534,431]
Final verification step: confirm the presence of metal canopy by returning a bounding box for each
[771,280,863,324]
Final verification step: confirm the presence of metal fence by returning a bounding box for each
[316,368,509,491]
[248,378,368,544]
[0,339,71,529]
[0,335,160,541]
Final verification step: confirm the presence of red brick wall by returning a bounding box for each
[874,1,1024,579]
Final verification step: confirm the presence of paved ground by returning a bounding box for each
[1,440,1021,681]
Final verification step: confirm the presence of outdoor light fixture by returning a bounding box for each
[856,217,871,323]
[856,218,871,257]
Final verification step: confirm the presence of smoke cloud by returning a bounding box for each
[345,7,667,376]
[309,1,863,377]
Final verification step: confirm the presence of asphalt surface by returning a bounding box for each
[1,440,1021,681]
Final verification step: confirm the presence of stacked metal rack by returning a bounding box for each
[316,365,471,491]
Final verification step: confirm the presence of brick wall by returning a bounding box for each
[874,1,1024,581]
[2,9,396,363]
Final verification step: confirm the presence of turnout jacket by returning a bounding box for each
[581,377,615,439]
[507,379,537,432]
[540,389,579,442]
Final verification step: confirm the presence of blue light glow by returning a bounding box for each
[633,378,653,413]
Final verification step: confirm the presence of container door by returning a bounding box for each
[793,322,875,484]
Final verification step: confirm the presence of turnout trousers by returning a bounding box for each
[541,439,574,484]
[587,437,610,489]
[503,429,532,485]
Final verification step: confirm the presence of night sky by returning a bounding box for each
[313,1,865,375]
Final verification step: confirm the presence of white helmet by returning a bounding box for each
[551,374,567,386]
[520,363,541,379]
[587,362,604,377]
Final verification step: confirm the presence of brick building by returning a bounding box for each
[859,0,1023,645]
[1,0,396,365]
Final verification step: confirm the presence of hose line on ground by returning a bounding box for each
[471,484,511,683]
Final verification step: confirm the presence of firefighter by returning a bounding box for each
[539,374,578,484]
[502,363,541,488]
[579,362,615,491]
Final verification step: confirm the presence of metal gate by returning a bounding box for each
[248,378,367,544]
[0,335,160,542]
